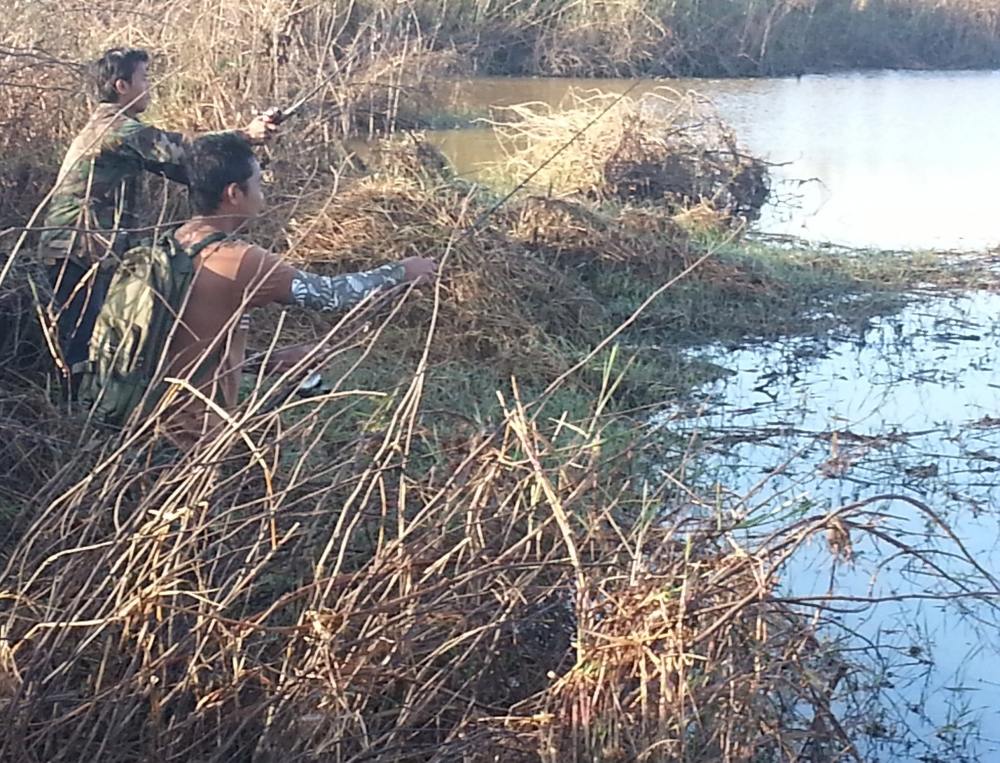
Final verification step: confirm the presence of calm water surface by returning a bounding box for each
[666,292,1000,759]
[428,71,1000,251]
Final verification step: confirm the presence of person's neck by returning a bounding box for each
[99,99,133,116]
[114,99,141,118]
[189,214,247,235]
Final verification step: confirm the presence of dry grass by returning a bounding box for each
[507,195,687,269]
[0,109,925,760]
[0,319,988,761]
[280,172,599,380]
[0,149,975,758]
[478,0,1000,76]
[490,89,770,225]
[256,136,703,388]
[0,333,896,761]
[0,5,992,759]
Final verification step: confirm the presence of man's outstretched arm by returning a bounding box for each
[238,249,437,371]
[242,247,438,312]
[288,263,407,312]
[121,115,279,185]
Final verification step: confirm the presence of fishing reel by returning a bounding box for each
[295,371,331,399]
[261,107,287,126]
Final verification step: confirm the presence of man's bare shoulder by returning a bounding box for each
[175,224,252,254]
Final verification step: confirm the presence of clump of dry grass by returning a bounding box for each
[242,131,777,401]
[0,386,78,540]
[536,540,844,761]
[492,89,770,225]
[505,195,785,308]
[268,140,611,381]
[0,46,85,234]
[0,259,49,372]
[506,195,688,271]
[0,342,892,762]
[260,133,764,393]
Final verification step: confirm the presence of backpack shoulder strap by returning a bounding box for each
[159,230,230,261]
[187,231,230,258]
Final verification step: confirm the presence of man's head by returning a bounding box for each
[185,133,266,222]
[94,48,151,113]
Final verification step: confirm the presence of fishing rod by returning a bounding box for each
[261,72,341,125]
[262,75,416,125]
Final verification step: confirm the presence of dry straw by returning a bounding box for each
[490,89,770,224]
[0,8,992,760]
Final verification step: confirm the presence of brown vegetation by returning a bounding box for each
[491,89,770,223]
[0,352,880,762]
[0,4,989,760]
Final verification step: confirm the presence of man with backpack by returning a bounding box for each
[40,47,278,381]
[82,132,437,445]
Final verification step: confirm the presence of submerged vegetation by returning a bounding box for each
[2,3,1000,761]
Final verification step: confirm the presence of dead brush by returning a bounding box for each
[0,257,50,373]
[0,46,85,234]
[529,0,672,77]
[535,544,844,762]
[491,88,770,224]
[0,328,976,761]
[505,195,689,272]
[0,384,87,552]
[271,146,606,381]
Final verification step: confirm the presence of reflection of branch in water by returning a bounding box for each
[671,295,1000,758]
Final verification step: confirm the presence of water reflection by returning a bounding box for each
[427,71,1000,251]
[668,292,1000,759]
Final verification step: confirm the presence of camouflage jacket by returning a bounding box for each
[39,103,189,265]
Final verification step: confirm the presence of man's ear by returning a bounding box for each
[114,78,130,97]
[223,182,242,206]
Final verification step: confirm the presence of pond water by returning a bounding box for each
[426,70,1000,251]
[663,291,1000,760]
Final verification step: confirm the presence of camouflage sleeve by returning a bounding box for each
[119,121,190,184]
[289,264,406,312]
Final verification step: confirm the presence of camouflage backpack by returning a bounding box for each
[79,231,227,427]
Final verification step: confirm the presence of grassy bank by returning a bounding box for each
[465,0,1000,77]
[0,18,991,757]
[0,187,973,759]
[0,165,957,759]
[0,120,971,756]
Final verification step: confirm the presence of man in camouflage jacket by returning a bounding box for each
[41,47,277,377]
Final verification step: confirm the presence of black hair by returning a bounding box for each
[184,132,257,214]
[93,47,150,103]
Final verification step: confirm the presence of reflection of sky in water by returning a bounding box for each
[667,292,1000,759]
[428,70,1000,250]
